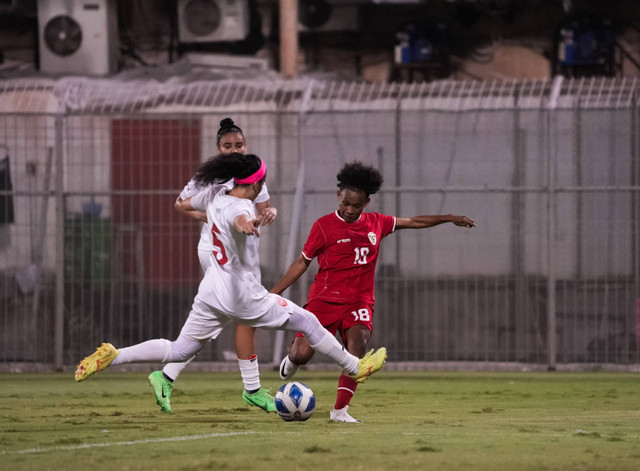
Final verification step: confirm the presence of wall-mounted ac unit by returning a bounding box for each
[37,0,119,76]
[177,0,250,42]
[298,0,358,32]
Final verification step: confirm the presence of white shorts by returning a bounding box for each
[181,292,300,341]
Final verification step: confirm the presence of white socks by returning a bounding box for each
[238,356,261,391]
[111,337,202,366]
[163,356,195,382]
[309,330,359,375]
[286,306,359,375]
[111,339,173,365]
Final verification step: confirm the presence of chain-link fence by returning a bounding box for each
[0,76,638,371]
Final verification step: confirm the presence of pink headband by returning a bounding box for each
[234,159,266,185]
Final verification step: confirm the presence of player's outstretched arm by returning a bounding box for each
[270,255,311,295]
[396,214,476,230]
[174,195,207,223]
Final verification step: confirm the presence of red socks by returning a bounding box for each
[334,374,359,410]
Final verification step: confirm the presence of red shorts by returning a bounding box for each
[296,299,374,345]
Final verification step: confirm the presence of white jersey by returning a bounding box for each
[190,186,276,319]
[180,178,270,257]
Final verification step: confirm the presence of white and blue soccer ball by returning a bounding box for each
[275,381,316,422]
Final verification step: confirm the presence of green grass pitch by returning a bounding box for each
[1,370,639,470]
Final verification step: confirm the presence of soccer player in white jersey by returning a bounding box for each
[75,153,387,402]
[148,118,278,414]
[272,161,476,423]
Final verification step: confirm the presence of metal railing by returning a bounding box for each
[0,76,638,371]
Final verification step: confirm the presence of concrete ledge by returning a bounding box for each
[2,361,639,374]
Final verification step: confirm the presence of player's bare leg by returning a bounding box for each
[279,336,315,380]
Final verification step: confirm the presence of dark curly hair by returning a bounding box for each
[216,118,244,145]
[336,161,383,197]
[194,152,263,186]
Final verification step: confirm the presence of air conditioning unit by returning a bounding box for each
[298,0,358,32]
[37,0,120,76]
[177,0,250,42]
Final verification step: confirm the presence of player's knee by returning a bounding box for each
[346,325,371,358]
[345,339,365,358]
[171,337,202,362]
[171,347,192,362]
[289,340,314,365]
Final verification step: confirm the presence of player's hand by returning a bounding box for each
[260,207,278,226]
[453,216,477,228]
[240,214,264,237]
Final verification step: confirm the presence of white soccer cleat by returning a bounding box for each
[279,355,299,380]
[329,406,361,423]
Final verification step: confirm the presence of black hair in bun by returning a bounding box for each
[217,118,244,144]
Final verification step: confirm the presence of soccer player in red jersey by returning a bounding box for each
[271,161,476,423]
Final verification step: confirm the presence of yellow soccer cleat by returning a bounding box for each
[75,343,119,382]
[349,347,387,383]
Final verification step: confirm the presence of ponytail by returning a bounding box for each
[194,153,263,187]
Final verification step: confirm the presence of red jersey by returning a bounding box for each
[302,211,396,304]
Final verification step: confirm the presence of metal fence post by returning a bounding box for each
[633,91,640,355]
[511,85,526,361]
[546,76,563,370]
[271,80,314,365]
[54,114,65,369]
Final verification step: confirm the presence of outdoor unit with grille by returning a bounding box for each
[177,0,250,42]
[37,0,120,75]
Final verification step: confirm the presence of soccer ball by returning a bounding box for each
[274,381,316,422]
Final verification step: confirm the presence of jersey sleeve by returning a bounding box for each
[190,184,226,212]
[301,220,326,260]
[380,213,397,238]
[221,198,255,231]
[189,185,213,212]
[234,209,256,234]
[180,178,204,200]
[254,183,270,204]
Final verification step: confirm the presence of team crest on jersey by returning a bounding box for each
[368,232,377,245]
[277,297,288,307]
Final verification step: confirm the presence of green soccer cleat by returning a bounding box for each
[242,388,276,413]
[349,347,387,383]
[148,371,174,414]
[75,343,119,382]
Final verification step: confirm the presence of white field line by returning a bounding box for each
[2,431,258,455]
